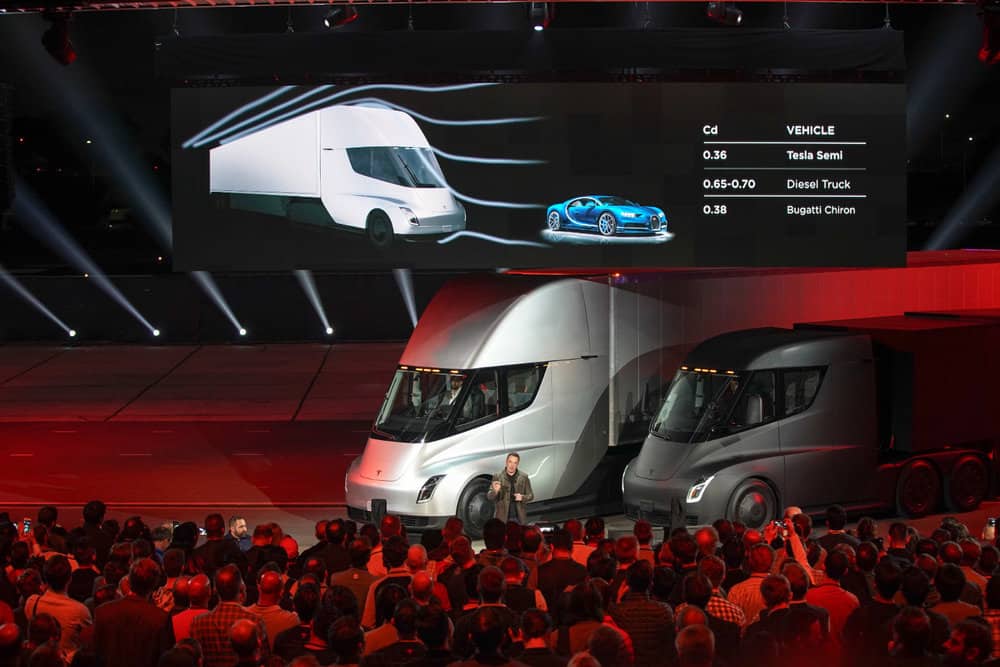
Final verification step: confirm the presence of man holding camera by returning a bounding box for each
[487,453,533,523]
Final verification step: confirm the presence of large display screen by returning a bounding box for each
[171,83,906,270]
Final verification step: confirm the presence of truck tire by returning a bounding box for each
[726,479,777,530]
[366,211,394,248]
[896,459,941,517]
[945,454,989,513]
[458,477,495,540]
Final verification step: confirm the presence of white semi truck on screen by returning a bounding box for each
[209,105,466,247]
[623,311,1000,530]
[344,259,1000,537]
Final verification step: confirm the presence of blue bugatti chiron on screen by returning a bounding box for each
[546,196,668,236]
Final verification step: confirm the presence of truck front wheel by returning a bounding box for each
[896,459,941,517]
[366,211,394,248]
[945,454,989,513]
[726,479,777,530]
[458,478,495,540]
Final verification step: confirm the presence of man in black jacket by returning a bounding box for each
[536,529,586,625]
[93,558,175,667]
[487,453,534,524]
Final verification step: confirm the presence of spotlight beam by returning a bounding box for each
[294,269,333,335]
[392,268,419,329]
[0,262,75,336]
[12,177,158,335]
[924,142,1000,250]
[190,271,245,336]
[3,19,171,249]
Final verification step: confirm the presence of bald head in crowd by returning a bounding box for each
[188,574,212,608]
[410,572,435,603]
[406,544,428,573]
[258,571,284,604]
[230,619,261,660]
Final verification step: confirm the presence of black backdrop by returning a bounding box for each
[156,28,905,84]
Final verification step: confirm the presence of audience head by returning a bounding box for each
[584,517,605,542]
[626,560,653,594]
[521,608,552,641]
[469,607,505,656]
[760,574,792,609]
[676,624,715,667]
[825,504,847,530]
[379,514,402,541]
[856,542,879,573]
[324,519,346,546]
[293,583,321,623]
[375,584,407,627]
[892,606,932,657]
[522,526,543,555]
[410,571,435,603]
[748,543,775,575]
[42,554,72,593]
[633,520,654,546]
[551,528,573,554]
[682,573,713,609]
[229,619,261,660]
[676,605,708,630]
[406,544,428,573]
[128,558,162,598]
[348,538,372,570]
[697,555,725,589]
[614,535,639,565]
[82,500,106,527]
[203,513,225,539]
[478,566,505,604]
[382,535,408,569]
[588,625,630,667]
[324,585,360,620]
[327,617,365,663]
[781,562,810,601]
[500,556,525,585]
[564,519,584,542]
[944,620,992,666]
[935,563,967,603]
[416,605,450,650]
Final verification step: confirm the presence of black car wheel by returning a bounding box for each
[726,478,777,530]
[366,211,394,248]
[896,459,941,517]
[458,477,495,540]
[945,454,989,512]
[598,212,617,236]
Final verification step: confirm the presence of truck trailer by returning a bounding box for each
[623,311,1000,530]
[209,105,466,247]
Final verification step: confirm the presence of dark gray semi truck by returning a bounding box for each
[623,310,1000,529]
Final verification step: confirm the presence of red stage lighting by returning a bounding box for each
[41,14,76,66]
[979,0,1000,65]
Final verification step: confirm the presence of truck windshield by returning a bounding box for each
[650,370,750,443]
[346,147,444,189]
[373,369,468,442]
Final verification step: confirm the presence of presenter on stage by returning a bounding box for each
[487,453,534,523]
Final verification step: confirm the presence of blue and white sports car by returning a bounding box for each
[546,196,668,236]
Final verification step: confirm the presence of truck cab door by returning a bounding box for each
[778,364,879,511]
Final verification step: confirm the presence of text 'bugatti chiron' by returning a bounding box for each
[545,196,668,236]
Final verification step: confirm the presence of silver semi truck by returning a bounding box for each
[624,310,1000,530]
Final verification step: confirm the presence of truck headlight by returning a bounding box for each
[416,475,445,503]
[686,475,716,504]
[400,207,419,226]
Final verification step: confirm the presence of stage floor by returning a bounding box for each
[0,342,403,508]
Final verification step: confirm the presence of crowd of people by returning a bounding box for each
[2,501,1000,667]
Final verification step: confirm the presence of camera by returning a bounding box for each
[984,517,998,542]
